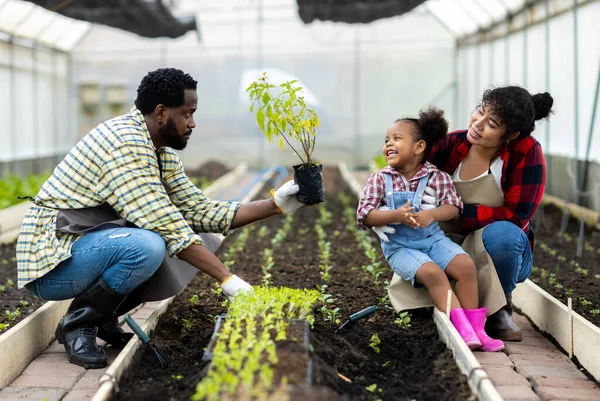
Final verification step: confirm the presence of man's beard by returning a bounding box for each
[159,118,188,150]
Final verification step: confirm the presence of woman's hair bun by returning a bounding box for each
[532,92,553,120]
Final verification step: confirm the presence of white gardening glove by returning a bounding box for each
[220,274,253,301]
[271,180,303,214]
[371,205,396,242]
[421,185,437,210]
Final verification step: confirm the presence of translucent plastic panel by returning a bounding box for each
[14,69,35,159]
[12,5,54,40]
[474,0,509,23]
[54,21,90,52]
[38,18,73,48]
[37,72,55,157]
[0,65,11,162]
[426,0,479,36]
[0,0,34,33]
[504,0,526,13]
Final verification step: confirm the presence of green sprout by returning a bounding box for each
[394,312,412,329]
[369,333,381,353]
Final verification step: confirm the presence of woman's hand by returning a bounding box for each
[394,200,420,228]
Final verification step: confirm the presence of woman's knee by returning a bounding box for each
[482,221,528,255]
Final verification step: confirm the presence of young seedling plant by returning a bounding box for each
[247,73,324,204]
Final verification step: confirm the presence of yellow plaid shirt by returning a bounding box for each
[16,108,240,288]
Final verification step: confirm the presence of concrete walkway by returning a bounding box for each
[475,313,600,401]
[0,301,160,401]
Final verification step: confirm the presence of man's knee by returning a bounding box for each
[121,229,165,273]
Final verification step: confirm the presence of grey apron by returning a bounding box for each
[55,203,221,302]
[388,172,507,316]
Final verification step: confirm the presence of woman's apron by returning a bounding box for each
[54,203,222,303]
[387,173,507,316]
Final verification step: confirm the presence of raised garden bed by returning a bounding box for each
[530,202,600,327]
[116,166,471,401]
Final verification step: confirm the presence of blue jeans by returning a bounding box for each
[482,221,532,295]
[27,225,165,300]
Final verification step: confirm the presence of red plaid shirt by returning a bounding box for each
[356,162,462,229]
[427,130,546,243]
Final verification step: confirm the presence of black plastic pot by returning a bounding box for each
[293,163,324,205]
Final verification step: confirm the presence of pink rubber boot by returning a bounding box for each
[450,308,482,350]
[464,308,505,352]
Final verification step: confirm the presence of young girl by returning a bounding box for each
[356,107,503,352]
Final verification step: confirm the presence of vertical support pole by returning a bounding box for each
[66,54,73,162]
[257,0,264,169]
[489,35,495,87]
[32,45,39,173]
[567,297,573,359]
[353,28,361,165]
[475,40,481,104]
[504,20,510,84]
[572,0,580,201]
[453,44,459,129]
[9,38,16,174]
[523,3,528,87]
[545,0,552,194]
[51,50,59,167]
[446,289,452,317]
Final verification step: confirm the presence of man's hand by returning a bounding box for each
[220,274,253,301]
[412,209,435,228]
[421,186,437,210]
[394,200,420,228]
[272,180,303,214]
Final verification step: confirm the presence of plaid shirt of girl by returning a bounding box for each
[356,161,462,230]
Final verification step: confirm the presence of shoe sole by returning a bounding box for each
[495,330,522,342]
[68,355,107,369]
[481,344,505,352]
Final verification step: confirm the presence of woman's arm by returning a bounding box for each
[460,139,546,231]
[427,130,466,172]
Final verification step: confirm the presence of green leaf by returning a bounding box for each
[256,109,265,133]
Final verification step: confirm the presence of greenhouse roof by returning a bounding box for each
[0,0,90,51]
[0,0,540,52]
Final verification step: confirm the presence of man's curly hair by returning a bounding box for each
[135,68,197,115]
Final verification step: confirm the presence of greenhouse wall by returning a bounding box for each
[456,0,600,209]
[71,9,455,169]
[0,37,75,176]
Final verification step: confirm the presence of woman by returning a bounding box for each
[378,86,553,341]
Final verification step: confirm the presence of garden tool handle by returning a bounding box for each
[124,315,150,344]
[349,305,378,322]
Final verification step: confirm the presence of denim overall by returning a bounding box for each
[380,172,465,287]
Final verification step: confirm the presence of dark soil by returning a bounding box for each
[529,203,600,326]
[0,161,231,334]
[0,243,40,332]
[117,167,471,401]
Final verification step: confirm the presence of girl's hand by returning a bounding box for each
[413,210,435,228]
[395,200,420,228]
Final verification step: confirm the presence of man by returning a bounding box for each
[17,68,307,369]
